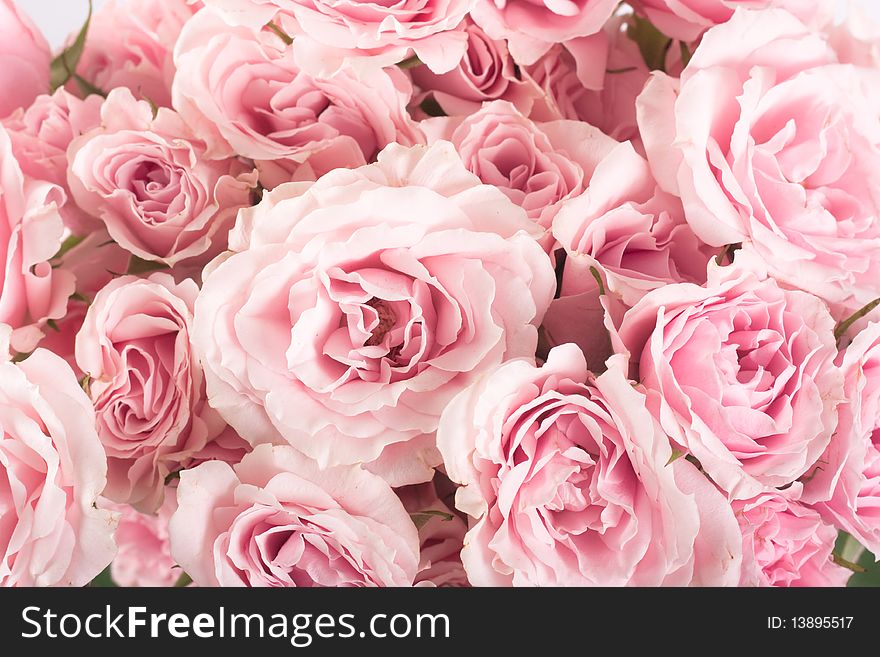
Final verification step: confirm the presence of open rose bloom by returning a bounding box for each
[5,0,880,589]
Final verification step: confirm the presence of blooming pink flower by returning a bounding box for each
[438,344,743,586]
[523,38,615,124]
[0,343,117,586]
[527,118,710,369]
[75,273,242,512]
[68,88,257,267]
[193,141,555,486]
[200,0,472,75]
[4,89,103,235]
[552,137,712,308]
[398,479,469,587]
[637,9,880,314]
[36,231,133,377]
[409,19,542,117]
[470,0,618,65]
[734,492,849,587]
[103,490,181,587]
[573,12,685,145]
[423,100,608,246]
[0,125,74,354]
[538,274,628,374]
[170,444,420,586]
[74,0,201,108]
[618,254,844,500]
[630,0,833,42]
[802,321,880,555]
[172,7,422,186]
[0,0,51,119]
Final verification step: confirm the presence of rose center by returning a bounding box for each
[132,161,171,198]
[364,298,396,347]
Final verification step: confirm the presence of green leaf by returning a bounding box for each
[80,374,91,395]
[665,448,685,467]
[410,510,455,530]
[419,96,447,118]
[73,73,106,98]
[46,319,61,333]
[165,469,182,485]
[174,572,193,588]
[127,255,170,275]
[70,291,91,305]
[50,1,93,92]
[837,531,866,563]
[847,550,880,587]
[89,566,117,588]
[52,234,86,261]
[835,531,880,587]
[627,14,672,72]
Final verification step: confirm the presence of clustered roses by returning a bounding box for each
[1,0,878,588]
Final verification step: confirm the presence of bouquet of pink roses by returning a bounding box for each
[2,0,879,588]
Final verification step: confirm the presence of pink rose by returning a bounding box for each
[553,138,712,307]
[470,0,618,65]
[803,321,880,555]
[35,300,88,377]
[438,344,743,586]
[637,9,880,313]
[630,0,833,42]
[461,33,608,128]
[200,0,472,74]
[104,490,181,587]
[524,43,605,124]
[538,123,710,368]
[193,141,555,486]
[0,345,117,586]
[37,232,134,376]
[734,492,849,587]
[409,19,542,117]
[423,100,609,246]
[574,13,685,144]
[0,0,50,119]
[170,444,420,586]
[618,255,844,500]
[75,273,241,512]
[51,231,133,300]
[0,125,74,354]
[172,8,422,184]
[538,278,626,373]
[68,88,257,266]
[74,0,201,108]
[3,89,103,235]
[398,479,469,587]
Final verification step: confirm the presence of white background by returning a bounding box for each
[17,0,107,48]
[11,0,880,48]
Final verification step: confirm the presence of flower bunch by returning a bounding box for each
[2,0,878,587]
